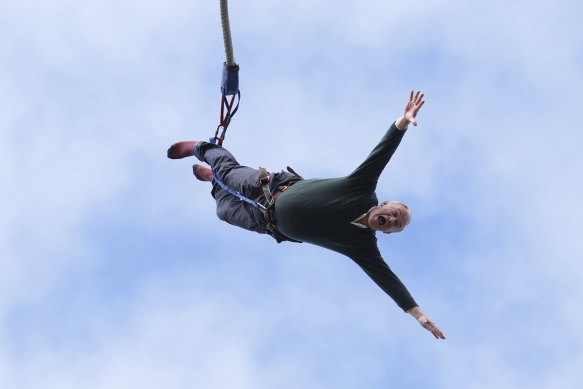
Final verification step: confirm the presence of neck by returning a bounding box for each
[357,212,371,228]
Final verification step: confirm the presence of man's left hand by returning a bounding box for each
[396,90,425,129]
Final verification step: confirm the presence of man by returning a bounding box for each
[168,91,445,339]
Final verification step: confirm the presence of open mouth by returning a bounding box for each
[378,216,386,226]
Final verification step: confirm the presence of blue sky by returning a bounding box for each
[1,0,582,388]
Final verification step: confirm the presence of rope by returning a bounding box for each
[212,0,239,146]
[220,0,236,66]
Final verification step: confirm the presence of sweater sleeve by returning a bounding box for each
[346,244,418,312]
[347,122,406,189]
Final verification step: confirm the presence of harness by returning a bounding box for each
[212,166,303,243]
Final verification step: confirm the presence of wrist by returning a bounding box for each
[406,306,422,319]
[395,116,410,130]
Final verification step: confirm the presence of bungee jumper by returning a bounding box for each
[168,91,445,339]
[168,1,445,339]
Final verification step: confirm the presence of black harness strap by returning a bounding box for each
[257,166,303,243]
[258,167,273,205]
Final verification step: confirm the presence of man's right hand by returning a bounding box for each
[406,306,446,339]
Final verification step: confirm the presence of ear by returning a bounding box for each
[380,201,390,206]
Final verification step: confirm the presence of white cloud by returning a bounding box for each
[1,0,583,387]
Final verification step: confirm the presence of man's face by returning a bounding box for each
[367,202,411,234]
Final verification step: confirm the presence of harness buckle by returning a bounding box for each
[259,175,270,186]
[258,167,272,203]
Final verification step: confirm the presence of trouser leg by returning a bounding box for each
[193,142,266,234]
[194,142,261,198]
[212,183,265,233]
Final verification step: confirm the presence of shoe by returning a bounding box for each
[167,141,200,159]
[192,164,213,182]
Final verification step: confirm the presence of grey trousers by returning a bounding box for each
[194,142,295,238]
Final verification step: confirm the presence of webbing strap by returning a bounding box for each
[258,167,273,204]
[212,172,266,211]
[212,90,240,146]
[212,168,303,244]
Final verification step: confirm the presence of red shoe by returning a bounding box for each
[167,141,200,159]
[192,164,213,182]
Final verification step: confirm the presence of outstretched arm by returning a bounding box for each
[406,306,446,339]
[347,90,426,188]
[349,248,444,339]
[395,90,425,130]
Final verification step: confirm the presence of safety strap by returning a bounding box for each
[212,171,266,211]
[211,89,240,146]
[258,167,272,204]
[286,166,303,180]
[213,167,303,243]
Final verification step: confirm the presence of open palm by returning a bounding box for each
[403,90,425,126]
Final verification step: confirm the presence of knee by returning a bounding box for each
[216,208,228,222]
[216,203,233,223]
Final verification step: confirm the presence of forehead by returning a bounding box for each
[383,202,407,211]
[381,203,410,218]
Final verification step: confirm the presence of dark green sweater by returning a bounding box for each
[275,123,418,311]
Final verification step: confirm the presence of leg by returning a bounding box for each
[168,141,266,234]
[194,142,261,199]
[197,144,265,233]
[213,185,265,234]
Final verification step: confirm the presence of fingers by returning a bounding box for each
[420,318,446,339]
[413,100,425,115]
[407,90,425,118]
[403,90,426,126]
[414,90,421,103]
[409,90,424,104]
[429,324,446,339]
